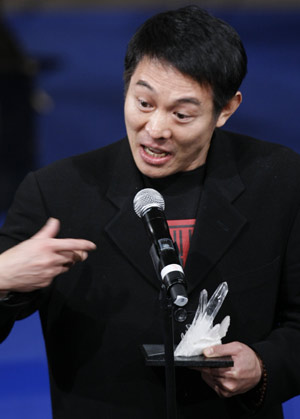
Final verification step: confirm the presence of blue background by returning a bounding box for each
[0,9,300,418]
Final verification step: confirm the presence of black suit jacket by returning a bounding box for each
[1,129,300,418]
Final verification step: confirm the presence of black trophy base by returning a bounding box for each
[141,344,233,367]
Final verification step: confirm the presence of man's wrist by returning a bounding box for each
[254,357,267,407]
[239,355,267,412]
[0,291,12,301]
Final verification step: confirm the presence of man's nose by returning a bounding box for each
[145,111,172,139]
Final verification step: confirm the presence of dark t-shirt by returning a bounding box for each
[143,164,205,266]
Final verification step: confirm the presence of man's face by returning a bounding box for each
[124,57,228,178]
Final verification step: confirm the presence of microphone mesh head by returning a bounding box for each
[133,188,165,218]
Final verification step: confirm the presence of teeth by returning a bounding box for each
[144,146,168,157]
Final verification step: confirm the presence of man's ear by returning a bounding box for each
[216,91,242,128]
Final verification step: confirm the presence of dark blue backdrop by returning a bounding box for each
[0,8,300,418]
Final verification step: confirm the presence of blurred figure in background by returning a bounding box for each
[0,17,36,212]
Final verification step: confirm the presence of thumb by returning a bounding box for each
[203,344,224,358]
[32,218,60,239]
[203,342,237,358]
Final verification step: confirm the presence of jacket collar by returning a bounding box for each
[105,131,247,295]
[184,130,247,293]
[104,139,158,289]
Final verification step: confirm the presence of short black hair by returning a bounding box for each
[124,5,247,114]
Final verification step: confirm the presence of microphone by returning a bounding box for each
[133,188,188,307]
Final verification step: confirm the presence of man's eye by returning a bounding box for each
[138,99,151,108]
[175,112,190,120]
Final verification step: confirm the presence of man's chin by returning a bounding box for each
[138,164,175,179]
[133,153,176,178]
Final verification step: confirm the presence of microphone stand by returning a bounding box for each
[150,244,178,419]
[144,245,233,418]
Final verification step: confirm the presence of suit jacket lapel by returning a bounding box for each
[104,132,248,295]
[185,130,247,294]
[104,139,161,291]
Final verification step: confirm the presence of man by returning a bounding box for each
[0,5,300,418]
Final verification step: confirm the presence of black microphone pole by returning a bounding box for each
[134,188,189,419]
[149,243,178,419]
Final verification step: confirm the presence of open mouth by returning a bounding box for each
[143,146,169,158]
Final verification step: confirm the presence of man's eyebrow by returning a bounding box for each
[135,80,201,106]
[175,97,201,106]
[136,80,153,90]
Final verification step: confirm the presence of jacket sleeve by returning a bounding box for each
[251,203,300,409]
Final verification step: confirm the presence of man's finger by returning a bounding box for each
[59,250,89,263]
[74,250,89,261]
[51,239,96,252]
[203,342,241,358]
[32,218,60,239]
